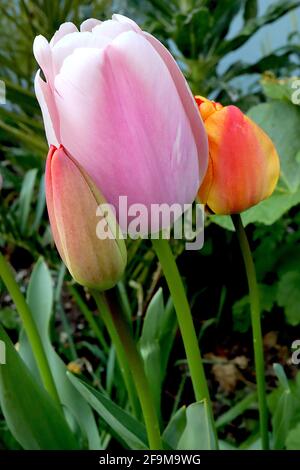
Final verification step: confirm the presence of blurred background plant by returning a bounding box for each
[1,0,300,451]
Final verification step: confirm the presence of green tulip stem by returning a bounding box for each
[93,291,162,450]
[0,252,60,407]
[152,238,218,447]
[231,214,269,450]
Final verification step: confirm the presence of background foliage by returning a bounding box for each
[1,0,300,450]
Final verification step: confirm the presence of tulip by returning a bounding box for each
[195,96,280,215]
[34,15,208,234]
[46,145,127,290]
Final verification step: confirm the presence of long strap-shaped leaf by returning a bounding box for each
[0,326,78,450]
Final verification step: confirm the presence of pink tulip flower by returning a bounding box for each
[34,15,208,233]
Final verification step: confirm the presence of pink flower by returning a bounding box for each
[34,15,208,233]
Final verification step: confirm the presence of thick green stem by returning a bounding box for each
[231,214,269,450]
[0,253,60,406]
[152,238,218,447]
[93,291,162,450]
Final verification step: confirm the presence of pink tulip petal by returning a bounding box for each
[45,145,64,259]
[80,18,102,32]
[33,35,53,82]
[144,32,208,181]
[52,31,110,74]
[112,14,141,32]
[34,71,60,146]
[50,22,78,47]
[92,20,135,39]
[54,31,199,232]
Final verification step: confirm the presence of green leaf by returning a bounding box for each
[212,187,300,230]
[67,373,149,450]
[0,326,78,450]
[277,271,300,325]
[0,119,47,155]
[244,0,258,20]
[18,168,37,235]
[273,363,290,390]
[177,401,217,450]
[0,307,20,330]
[139,289,177,416]
[162,406,187,450]
[219,0,300,54]
[223,47,300,83]
[272,384,294,449]
[219,440,237,450]
[31,174,46,233]
[248,101,300,193]
[139,288,164,413]
[261,75,300,103]
[232,284,276,332]
[216,392,257,429]
[159,296,177,376]
[286,422,300,449]
[19,258,101,449]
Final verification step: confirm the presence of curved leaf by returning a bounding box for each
[0,326,78,450]
[19,258,101,449]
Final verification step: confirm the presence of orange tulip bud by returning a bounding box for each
[195,96,280,215]
[45,145,127,290]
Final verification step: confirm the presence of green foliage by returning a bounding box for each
[232,284,276,333]
[139,288,177,414]
[68,373,149,450]
[176,401,217,450]
[269,366,300,449]
[0,326,78,450]
[163,400,217,450]
[136,0,300,98]
[19,258,101,449]
[277,272,300,326]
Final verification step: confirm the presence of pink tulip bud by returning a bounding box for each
[34,15,208,233]
[46,145,127,290]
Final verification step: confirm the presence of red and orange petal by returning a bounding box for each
[195,95,223,122]
[198,105,280,215]
[45,145,66,262]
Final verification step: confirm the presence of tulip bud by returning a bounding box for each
[195,96,280,215]
[45,145,127,290]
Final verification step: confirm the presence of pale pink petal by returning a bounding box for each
[80,18,102,32]
[112,14,141,32]
[50,22,78,47]
[34,71,60,146]
[92,20,136,39]
[33,35,53,82]
[54,31,200,233]
[144,32,208,182]
[52,31,110,74]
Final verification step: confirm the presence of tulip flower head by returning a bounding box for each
[34,15,208,234]
[46,145,127,290]
[195,96,280,215]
